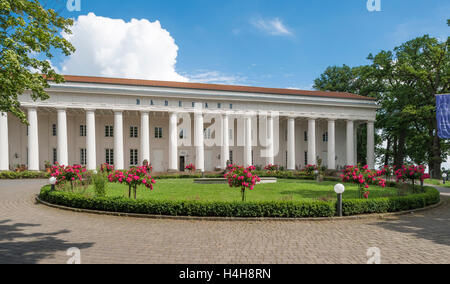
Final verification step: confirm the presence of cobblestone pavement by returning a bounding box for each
[0,180,449,264]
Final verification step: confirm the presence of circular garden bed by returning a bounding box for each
[38,178,441,218]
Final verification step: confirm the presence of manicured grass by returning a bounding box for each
[426,179,443,186]
[84,179,403,202]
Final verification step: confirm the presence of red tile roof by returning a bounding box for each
[59,75,376,101]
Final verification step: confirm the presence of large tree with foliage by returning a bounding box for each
[0,0,74,123]
[314,35,449,178]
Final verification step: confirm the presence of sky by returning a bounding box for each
[46,0,450,167]
[48,0,449,90]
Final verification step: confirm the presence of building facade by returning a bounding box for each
[0,76,377,172]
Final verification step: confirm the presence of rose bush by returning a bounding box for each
[395,165,430,192]
[100,163,114,174]
[264,164,279,172]
[225,165,261,202]
[185,163,196,173]
[108,166,156,199]
[341,165,386,199]
[50,164,87,190]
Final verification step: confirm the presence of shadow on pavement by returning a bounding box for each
[369,196,450,247]
[0,219,94,264]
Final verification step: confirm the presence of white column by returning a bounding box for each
[114,111,124,170]
[194,112,204,172]
[307,118,316,165]
[287,117,296,170]
[327,119,336,170]
[28,108,39,171]
[57,108,68,166]
[0,112,9,171]
[141,111,150,164]
[346,120,355,166]
[244,115,252,167]
[367,121,375,169]
[86,109,96,170]
[267,114,274,165]
[169,112,179,171]
[221,113,229,169]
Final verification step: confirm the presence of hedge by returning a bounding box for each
[38,185,440,218]
[39,186,336,218]
[0,171,49,179]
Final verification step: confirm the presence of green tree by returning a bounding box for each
[314,36,449,178]
[0,0,75,123]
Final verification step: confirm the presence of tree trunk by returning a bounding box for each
[384,138,391,165]
[394,131,406,168]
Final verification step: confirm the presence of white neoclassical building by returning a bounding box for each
[0,75,377,172]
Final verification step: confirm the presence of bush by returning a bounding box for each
[0,171,48,179]
[38,185,440,218]
[39,185,336,218]
[342,186,440,216]
[92,173,107,197]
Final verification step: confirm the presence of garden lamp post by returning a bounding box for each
[334,183,345,217]
[49,177,57,191]
[443,173,447,185]
[314,170,319,182]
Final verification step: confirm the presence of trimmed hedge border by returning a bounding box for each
[0,171,49,179]
[38,184,440,218]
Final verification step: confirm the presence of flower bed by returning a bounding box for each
[38,183,440,218]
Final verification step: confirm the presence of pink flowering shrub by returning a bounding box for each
[224,165,261,202]
[264,164,279,172]
[185,163,196,173]
[100,163,115,174]
[304,164,318,176]
[395,165,430,192]
[108,166,156,199]
[50,164,87,191]
[341,165,387,199]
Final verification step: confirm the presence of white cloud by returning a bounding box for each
[186,71,246,85]
[251,17,292,36]
[60,13,188,81]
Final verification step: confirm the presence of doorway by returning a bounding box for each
[179,156,185,172]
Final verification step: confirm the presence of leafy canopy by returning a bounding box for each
[0,0,75,123]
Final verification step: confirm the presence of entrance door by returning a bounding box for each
[205,150,213,171]
[322,151,328,168]
[179,156,185,172]
[152,149,164,172]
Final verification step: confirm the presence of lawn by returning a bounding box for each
[84,179,403,202]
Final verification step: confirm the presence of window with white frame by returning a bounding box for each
[52,124,57,136]
[155,127,163,139]
[130,126,138,138]
[204,128,211,140]
[52,148,57,165]
[130,149,138,166]
[323,132,328,142]
[179,129,186,139]
[105,126,114,137]
[229,150,233,164]
[304,151,308,166]
[80,125,86,137]
[106,149,114,165]
[80,148,86,165]
[304,131,308,142]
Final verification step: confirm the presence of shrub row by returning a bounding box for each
[39,185,440,218]
[0,171,49,179]
[39,186,336,218]
[342,186,440,215]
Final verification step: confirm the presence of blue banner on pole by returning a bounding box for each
[437,94,450,139]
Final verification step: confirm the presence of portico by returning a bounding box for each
[0,75,377,172]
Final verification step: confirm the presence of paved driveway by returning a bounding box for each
[0,180,449,264]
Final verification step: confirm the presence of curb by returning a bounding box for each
[35,195,443,222]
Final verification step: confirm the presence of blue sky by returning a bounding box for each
[52,0,449,89]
